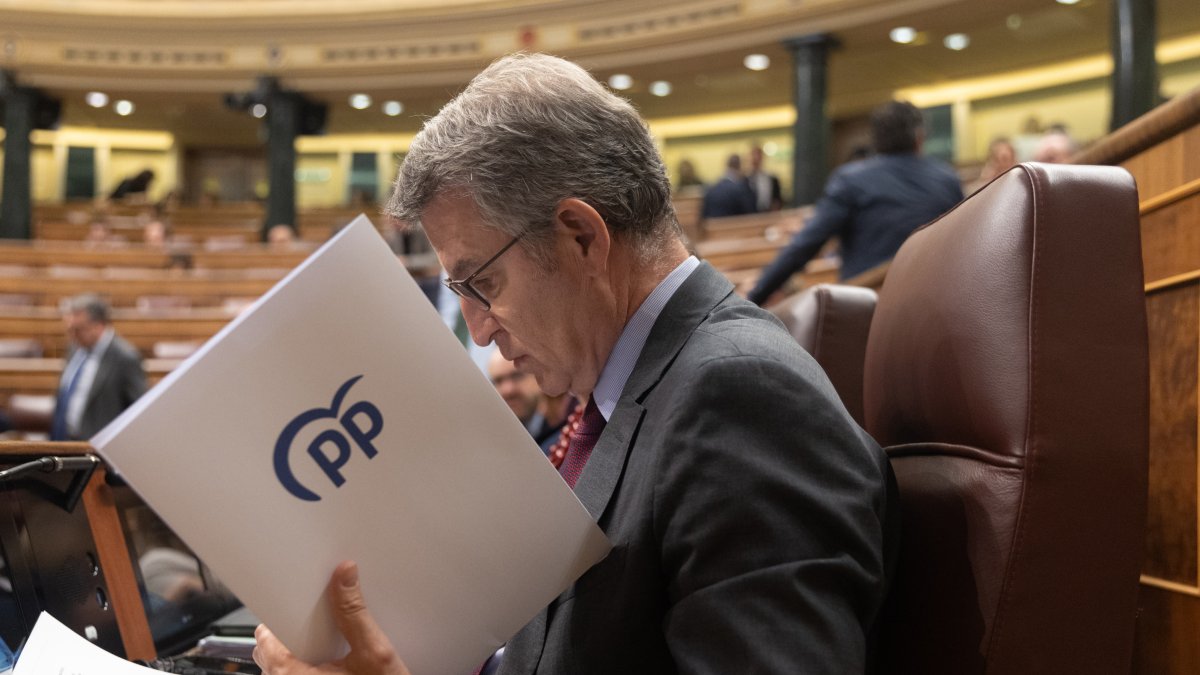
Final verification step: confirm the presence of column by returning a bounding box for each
[1111,0,1157,130]
[264,90,299,239]
[1,85,35,239]
[784,34,837,207]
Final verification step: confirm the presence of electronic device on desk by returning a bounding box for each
[115,485,270,673]
[0,454,125,658]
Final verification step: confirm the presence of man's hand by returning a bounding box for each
[253,561,411,675]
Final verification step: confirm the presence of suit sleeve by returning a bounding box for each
[653,351,891,674]
[747,170,853,305]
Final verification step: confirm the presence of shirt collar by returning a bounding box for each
[592,255,700,421]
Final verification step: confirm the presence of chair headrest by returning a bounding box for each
[863,162,1146,458]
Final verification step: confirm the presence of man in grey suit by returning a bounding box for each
[51,294,147,441]
[255,54,896,675]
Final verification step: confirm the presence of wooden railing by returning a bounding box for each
[1073,85,1200,675]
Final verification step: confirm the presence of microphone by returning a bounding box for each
[0,455,101,483]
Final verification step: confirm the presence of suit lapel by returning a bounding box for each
[570,262,734,521]
[568,260,729,516]
[501,263,735,674]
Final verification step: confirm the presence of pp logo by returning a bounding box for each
[273,375,384,502]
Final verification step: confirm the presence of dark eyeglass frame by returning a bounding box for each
[442,234,523,311]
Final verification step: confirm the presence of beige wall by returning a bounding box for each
[967,79,1111,163]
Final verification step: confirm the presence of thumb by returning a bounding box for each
[327,560,387,654]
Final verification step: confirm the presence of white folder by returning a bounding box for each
[92,216,610,675]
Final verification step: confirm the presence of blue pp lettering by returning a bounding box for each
[273,375,385,501]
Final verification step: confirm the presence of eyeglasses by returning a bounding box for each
[442,234,523,311]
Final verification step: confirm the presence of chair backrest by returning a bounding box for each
[770,283,876,426]
[864,163,1148,674]
[7,393,54,433]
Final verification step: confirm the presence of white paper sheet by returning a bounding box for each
[14,612,157,675]
[92,216,611,675]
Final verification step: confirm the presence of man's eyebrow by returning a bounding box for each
[447,258,481,280]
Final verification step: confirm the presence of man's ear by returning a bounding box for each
[554,198,611,274]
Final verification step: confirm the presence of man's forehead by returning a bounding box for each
[422,194,507,278]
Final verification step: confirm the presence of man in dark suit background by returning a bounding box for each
[700,153,757,219]
[255,53,896,675]
[51,294,147,441]
[747,100,963,306]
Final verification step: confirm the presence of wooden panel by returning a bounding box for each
[1144,282,1200,584]
[1134,583,1200,675]
[81,464,157,661]
[1122,125,1200,200]
[1140,196,1200,285]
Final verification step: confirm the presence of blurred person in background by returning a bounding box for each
[51,294,147,441]
[747,100,963,306]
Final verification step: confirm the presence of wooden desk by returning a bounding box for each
[0,358,177,404]
[0,268,284,308]
[0,307,231,358]
[701,206,812,241]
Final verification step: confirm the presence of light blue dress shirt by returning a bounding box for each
[592,256,700,421]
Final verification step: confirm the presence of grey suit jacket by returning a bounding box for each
[63,334,147,440]
[499,262,897,674]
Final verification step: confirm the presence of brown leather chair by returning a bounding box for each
[770,284,876,426]
[865,163,1148,673]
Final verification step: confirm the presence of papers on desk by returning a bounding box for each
[14,612,156,675]
[92,216,611,675]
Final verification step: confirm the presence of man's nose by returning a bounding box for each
[460,298,495,347]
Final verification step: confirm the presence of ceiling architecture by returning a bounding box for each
[1,0,1199,143]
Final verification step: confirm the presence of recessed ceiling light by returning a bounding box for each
[890,26,917,44]
[1007,14,1022,30]
[114,100,134,116]
[349,93,372,110]
[251,103,268,118]
[85,91,108,108]
[382,100,403,116]
[1056,0,1080,5]
[762,142,779,157]
[743,54,770,71]
[649,81,672,97]
[608,74,633,91]
[943,33,970,51]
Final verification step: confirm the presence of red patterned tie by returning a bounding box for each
[559,397,606,489]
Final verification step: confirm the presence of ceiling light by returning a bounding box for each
[114,100,134,116]
[251,103,268,118]
[382,100,403,116]
[649,81,672,97]
[85,91,109,108]
[349,93,372,110]
[943,33,970,51]
[608,74,633,91]
[743,54,770,71]
[1007,14,1022,30]
[1056,0,1080,4]
[763,142,779,157]
[890,26,917,44]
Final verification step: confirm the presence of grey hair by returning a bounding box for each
[385,53,681,266]
[66,293,111,324]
